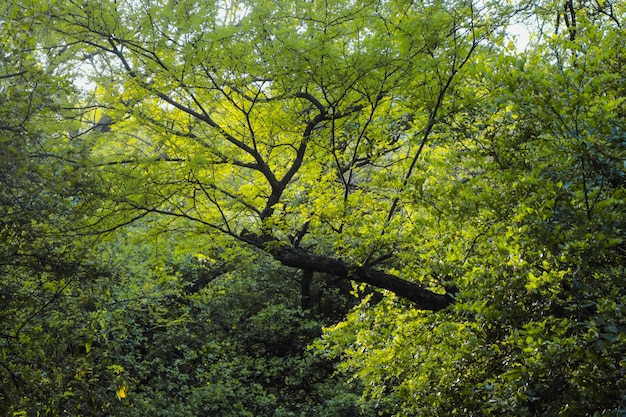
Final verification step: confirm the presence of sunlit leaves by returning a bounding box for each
[44,0,503,256]
[2,0,625,415]
[316,2,626,416]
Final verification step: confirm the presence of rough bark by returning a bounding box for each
[241,232,455,311]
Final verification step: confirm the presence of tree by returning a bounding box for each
[41,0,519,309]
[318,2,626,415]
[0,3,116,414]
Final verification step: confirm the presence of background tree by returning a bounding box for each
[0,3,115,413]
[318,2,626,415]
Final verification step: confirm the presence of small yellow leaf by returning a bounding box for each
[116,385,128,400]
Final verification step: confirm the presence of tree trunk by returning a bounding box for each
[300,269,314,310]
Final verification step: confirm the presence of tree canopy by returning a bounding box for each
[50,0,510,309]
[1,0,625,415]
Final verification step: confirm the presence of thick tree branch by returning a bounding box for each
[240,232,454,311]
[260,101,365,219]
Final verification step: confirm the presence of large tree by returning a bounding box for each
[42,0,521,309]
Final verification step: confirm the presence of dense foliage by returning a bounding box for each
[1,0,624,416]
